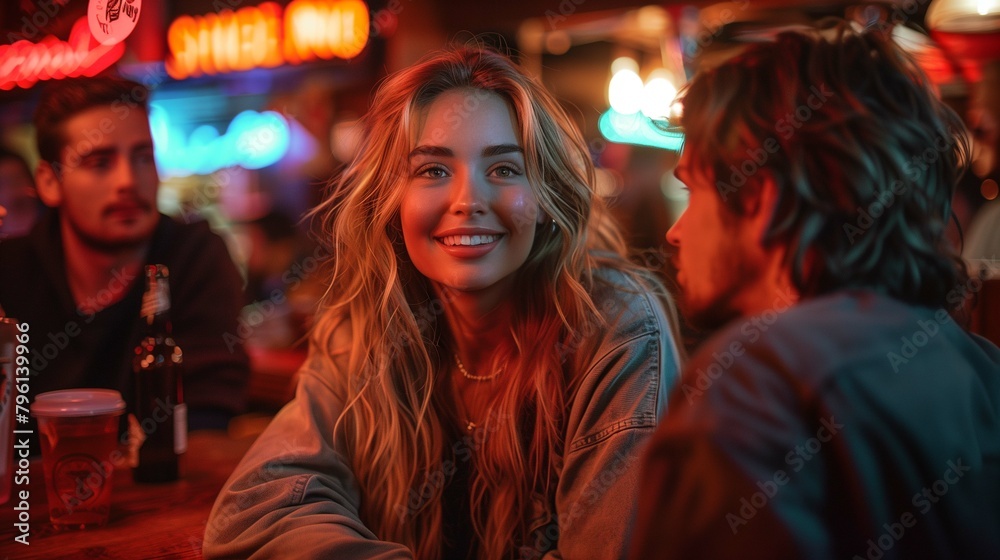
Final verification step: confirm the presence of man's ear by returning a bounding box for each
[750,176,781,241]
[35,161,62,208]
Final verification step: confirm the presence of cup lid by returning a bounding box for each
[31,389,126,417]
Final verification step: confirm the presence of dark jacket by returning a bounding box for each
[632,290,1000,560]
[0,210,249,453]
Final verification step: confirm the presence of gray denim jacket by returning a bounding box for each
[204,271,680,559]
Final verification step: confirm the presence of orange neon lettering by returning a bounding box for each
[165,0,368,79]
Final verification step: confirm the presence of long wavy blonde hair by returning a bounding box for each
[311,45,669,558]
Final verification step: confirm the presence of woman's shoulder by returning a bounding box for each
[587,266,672,336]
[552,266,680,385]
[299,311,355,396]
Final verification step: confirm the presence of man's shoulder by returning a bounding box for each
[0,231,49,293]
[0,233,35,262]
[0,236,36,304]
[157,215,220,243]
[688,289,991,390]
[705,290,911,346]
[152,215,230,261]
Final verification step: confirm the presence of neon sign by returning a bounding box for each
[0,17,125,91]
[165,0,369,80]
[150,104,291,177]
[599,109,684,152]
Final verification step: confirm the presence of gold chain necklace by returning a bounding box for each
[453,352,501,382]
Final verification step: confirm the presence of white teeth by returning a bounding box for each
[440,234,501,246]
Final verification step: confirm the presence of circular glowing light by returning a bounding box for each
[611,56,639,75]
[641,70,677,118]
[609,68,644,115]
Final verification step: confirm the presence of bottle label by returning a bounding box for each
[156,279,171,314]
[174,403,188,454]
[140,267,171,322]
[126,413,143,467]
[140,286,157,321]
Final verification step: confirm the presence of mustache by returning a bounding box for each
[103,199,153,216]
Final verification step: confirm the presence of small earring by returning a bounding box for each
[550,219,557,233]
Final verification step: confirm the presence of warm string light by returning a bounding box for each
[602,56,684,151]
[607,57,678,119]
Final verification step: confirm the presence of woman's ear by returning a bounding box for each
[536,201,548,225]
[35,161,63,208]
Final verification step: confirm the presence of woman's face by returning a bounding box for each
[400,88,542,303]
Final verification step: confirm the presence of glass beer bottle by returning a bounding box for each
[132,264,187,483]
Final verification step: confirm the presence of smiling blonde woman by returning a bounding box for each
[205,46,682,560]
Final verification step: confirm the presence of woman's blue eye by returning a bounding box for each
[491,165,521,178]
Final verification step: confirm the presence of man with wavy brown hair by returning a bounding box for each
[632,21,1000,560]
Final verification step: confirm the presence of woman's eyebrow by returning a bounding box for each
[481,144,523,157]
[408,144,523,159]
[409,145,452,159]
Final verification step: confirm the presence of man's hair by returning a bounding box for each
[678,21,971,309]
[34,75,150,165]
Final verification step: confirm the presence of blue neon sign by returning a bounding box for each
[150,104,291,177]
[598,108,684,152]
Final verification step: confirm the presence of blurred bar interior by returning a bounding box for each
[2,0,999,409]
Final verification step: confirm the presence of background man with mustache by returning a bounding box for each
[0,76,249,454]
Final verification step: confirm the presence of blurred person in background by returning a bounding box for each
[0,145,42,238]
[0,76,250,453]
[237,209,310,349]
[963,63,1000,265]
[241,209,302,305]
[206,46,682,559]
[631,21,1000,560]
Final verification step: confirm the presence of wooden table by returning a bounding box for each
[1,431,256,559]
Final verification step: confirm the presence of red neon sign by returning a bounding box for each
[0,17,126,91]
[165,0,369,80]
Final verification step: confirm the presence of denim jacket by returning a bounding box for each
[204,270,681,559]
